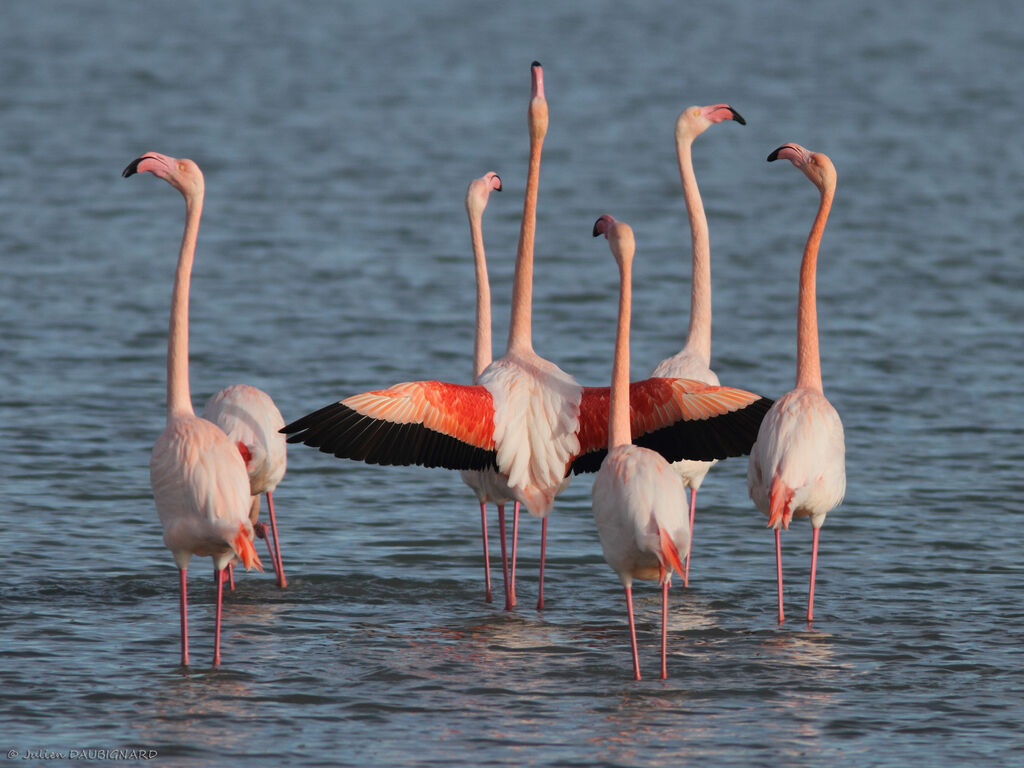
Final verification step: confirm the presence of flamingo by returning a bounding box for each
[650,104,745,587]
[203,384,288,588]
[283,64,773,604]
[123,152,263,666]
[747,143,846,625]
[592,214,689,681]
[456,170,521,608]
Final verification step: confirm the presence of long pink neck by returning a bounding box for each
[677,133,711,361]
[469,205,492,379]
[166,192,203,420]
[506,101,546,355]
[608,255,633,449]
[795,188,832,392]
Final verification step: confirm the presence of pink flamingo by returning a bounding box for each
[747,143,846,625]
[456,170,522,608]
[592,215,689,681]
[203,384,288,588]
[123,152,263,666]
[283,65,772,606]
[650,104,745,587]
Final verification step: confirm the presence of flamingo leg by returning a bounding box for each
[179,568,189,667]
[624,584,641,681]
[775,529,785,624]
[537,516,547,610]
[497,504,514,610]
[479,501,492,603]
[510,502,520,599]
[661,580,669,680]
[266,491,287,588]
[213,565,225,667]
[808,527,820,624]
[683,487,697,587]
[227,563,235,591]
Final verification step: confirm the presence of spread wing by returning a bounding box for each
[571,378,773,474]
[281,380,498,471]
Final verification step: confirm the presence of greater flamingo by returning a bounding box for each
[203,384,288,588]
[123,152,263,666]
[650,104,744,587]
[456,170,521,608]
[283,64,772,606]
[747,143,846,625]
[592,215,689,681]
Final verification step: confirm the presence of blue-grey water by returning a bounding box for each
[2,1,1023,766]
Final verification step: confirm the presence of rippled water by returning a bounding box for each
[3,1,1023,766]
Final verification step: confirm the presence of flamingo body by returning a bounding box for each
[203,383,288,586]
[747,388,845,531]
[592,444,689,585]
[203,384,287,501]
[477,349,581,518]
[151,414,257,571]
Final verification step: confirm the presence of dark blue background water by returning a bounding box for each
[2,1,1023,766]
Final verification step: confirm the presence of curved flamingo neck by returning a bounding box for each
[506,98,547,355]
[469,205,492,379]
[796,187,833,392]
[166,192,203,420]
[677,133,711,362]
[609,255,633,449]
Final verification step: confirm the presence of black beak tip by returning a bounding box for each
[531,60,542,69]
[732,109,747,126]
[122,158,142,178]
[767,147,783,162]
[592,220,603,238]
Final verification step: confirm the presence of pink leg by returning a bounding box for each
[807,527,820,624]
[510,502,520,598]
[266,492,287,588]
[179,568,190,667]
[497,504,514,610]
[228,563,235,591]
[775,529,785,624]
[660,581,669,680]
[479,501,492,603]
[683,488,697,587]
[261,532,276,579]
[213,565,225,667]
[536,516,547,610]
[624,585,641,681]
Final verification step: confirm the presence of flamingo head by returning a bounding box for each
[529,61,548,142]
[593,214,635,269]
[122,152,205,200]
[465,171,502,220]
[676,103,745,142]
[768,143,836,195]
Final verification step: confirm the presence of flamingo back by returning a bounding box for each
[203,384,287,495]
[150,415,256,570]
[592,444,690,586]
[747,388,846,529]
[478,349,582,518]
